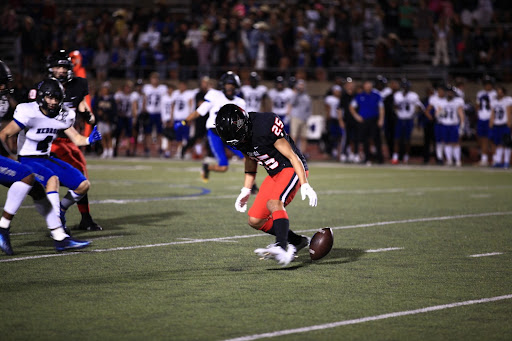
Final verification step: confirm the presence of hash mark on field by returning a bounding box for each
[1,211,511,263]
[366,247,404,253]
[177,238,238,243]
[468,252,504,258]
[223,294,512,341]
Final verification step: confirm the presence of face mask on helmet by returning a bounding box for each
[36,78,65,118]
[215,104,252,147]
[47,51,74,83]
[220,72,241,100]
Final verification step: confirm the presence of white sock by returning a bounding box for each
[161,138,168,150]
[60,190,85,211]
[453,145,461,163]
[481,154,488,162]
[504,148,511,164]
[0,216,11,229]
[33,197,62,230]
[444,145,453,163]
[50,226,69,241]
[494,147,504,164]
[392,153,398,160]
[4,181,32,216]
[47,191,61,214]
[436,143,444,160]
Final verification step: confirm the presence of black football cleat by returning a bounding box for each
[0,227,14,255]
[54,237,91,252]
[201,163,210,183]
[294,235,310,254]
[78,217,103,231]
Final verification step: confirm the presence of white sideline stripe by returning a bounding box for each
[468,252,504,258]
[223,294,512,341]
[1,211,511,263]
[366,247,404,253]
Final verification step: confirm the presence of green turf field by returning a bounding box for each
[1,159,511,340]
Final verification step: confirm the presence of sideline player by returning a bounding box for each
[475,76,497,166]
[183,71,246,182]
[142,72,168,157]
[170,80,195,158]
[489,86,512,168]
[391,79,424,164]
[435,86,465,166]
[114,80,135,156]
[267,76,293,134]
[241,72,268,113]
[2,78,102,233]
[215,104,317,266]
[35,50,102,231]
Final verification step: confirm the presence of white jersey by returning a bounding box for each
[170,89,195,121]
[14,102,76,156]
[143,84,168,113]
[429,94,447,121]
[114,91,132,118]
[377,87,393,99]
[241,85,267,112]
[130,91,143,116]
[160,93,173,123]
[324,95,340,119]
[196,89,246,130]
[267,88,294,116]
[437,97,464,126]
[491,96,512,125]
[394,91,424,120]
[476,89,497,120]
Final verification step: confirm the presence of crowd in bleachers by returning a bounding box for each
[1,0,511,83]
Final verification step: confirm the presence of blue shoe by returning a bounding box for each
[0,228,13,255]
[54,237,91,252]
[492,163,504,168]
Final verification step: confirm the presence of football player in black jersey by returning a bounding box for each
[29,50,101,231]
[216,104,318,266]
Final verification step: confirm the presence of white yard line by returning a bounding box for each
[468,252,504,258]
[366,247,404,253]
[222,294,512,341]
[1,211,510,263]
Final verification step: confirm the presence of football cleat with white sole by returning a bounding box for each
[254,243,297,266]
[54,237,91,252]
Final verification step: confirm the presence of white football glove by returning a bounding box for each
[301,183,318,207]
[235,187,252,212]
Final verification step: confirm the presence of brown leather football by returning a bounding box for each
[309,228,333,260]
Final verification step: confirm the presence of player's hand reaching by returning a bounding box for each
[301,183,318,207]
[235,187,252,212]
[87,126,102,145]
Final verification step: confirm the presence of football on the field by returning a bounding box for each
[309,228,334,261]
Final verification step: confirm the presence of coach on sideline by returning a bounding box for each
[349,80,385,164]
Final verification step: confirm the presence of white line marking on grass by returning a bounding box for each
[468,252,504,258]
[366,247,404,253]
[223,294,512,341]
[11,232,36,236]
[1,211,511,263]
[177,238,239,243]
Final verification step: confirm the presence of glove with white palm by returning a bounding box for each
[235,187,252,212]
[301,183,318,207]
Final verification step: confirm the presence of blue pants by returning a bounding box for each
[207,129,244,167]
[19,156,87,190]
[438,125,459,143]
[0,156,33,187]
[477,119,490,138]
[394,118,414,140]
[490,125,511,146]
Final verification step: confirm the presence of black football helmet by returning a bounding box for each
[375,75,387,90]
[249,72,259,88]
[0,59,13,96]
[219,71,241,100]
[47,50,74,83]
[482,75,495,86]
[215,104,252,147]
[401,78,411,92]
[288,76,297,89]
[36,78,65,118]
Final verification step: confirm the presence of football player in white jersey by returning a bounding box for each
[391,79,425,164]
[267,76,293,133]
[424,84,447,164]
[489,86,512,168]
[475,76,497,166]
[0,78,102,234]
[160,84,175,158]
[114,80,135,156]
[130,79,144,155]
[142,72,168,156]
[241,72,268,113]
[435,86,465,166]
[183,71,246,182]
[324,84,343,159]
[170,81,195,158]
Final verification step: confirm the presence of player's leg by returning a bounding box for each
[477,119,490,165]
[203,130,229,181]
[403,119,414,164]
[435,123,444,164]
[392,120,402,164]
